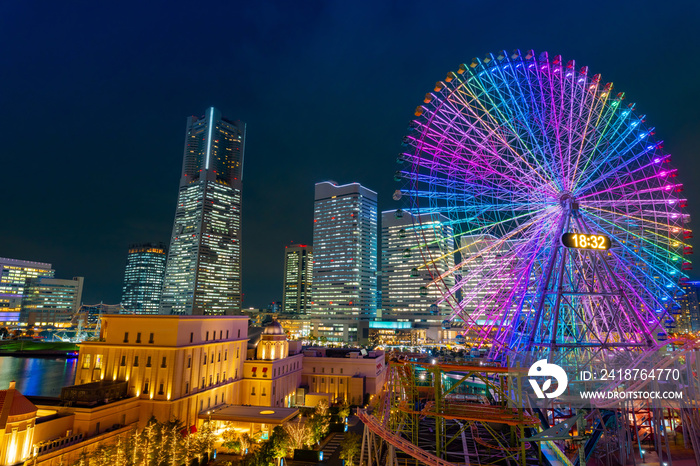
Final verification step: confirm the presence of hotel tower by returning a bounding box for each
[310,182,378,342]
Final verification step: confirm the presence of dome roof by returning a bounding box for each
[263,320,285,336]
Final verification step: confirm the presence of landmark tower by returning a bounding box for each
[161,108,246,315]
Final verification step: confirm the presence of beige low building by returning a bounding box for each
[0,382,37,466]
[242,321,303,408]
[11,317,388,465]
[301,348,387,405]
[73,314,249,429]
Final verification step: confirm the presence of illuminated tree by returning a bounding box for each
[337,402,351,419]
[307,400,331,445]
[339,432,361,466]
[283,418,311,450]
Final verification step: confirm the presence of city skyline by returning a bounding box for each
[2,2,699,308]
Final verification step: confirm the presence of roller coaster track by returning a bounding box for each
[358,409,457,466]
[595,338,700,409]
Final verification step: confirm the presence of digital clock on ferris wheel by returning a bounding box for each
[560,233,611,250]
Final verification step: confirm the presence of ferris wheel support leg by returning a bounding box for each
[575,413,586,466]
[550,247,569,351]
[574,215,655,347]
[527,210,570,352]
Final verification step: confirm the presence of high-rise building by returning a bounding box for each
[121,243,167,315]
[459,235,518,317]
[20,276,84,326]
[310,182,377,342]
[161,107,246,315]
[380,210,454,323]
[676,281,700,333]
[0,257,54,325]
[282,244,313,314]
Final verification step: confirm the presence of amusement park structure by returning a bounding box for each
[360,49,699,465]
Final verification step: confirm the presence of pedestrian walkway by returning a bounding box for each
[322,433,344,461]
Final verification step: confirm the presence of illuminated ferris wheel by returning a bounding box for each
[396,49,692,359]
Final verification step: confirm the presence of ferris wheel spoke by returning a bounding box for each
[577,150,664,200]
[460,64,561,188]
[568,83,618,189]
[583,205,687,236]
[578,170,678,201]
[412,117,557,194]
[440,80,557,188]
[580,210,684,298]
[584,197,687,209]
[494,61,564,189]
[426,210,554,286]
[404,141,556,198]
[575,125,659,195]
[535,53,575,188]
[571,94,624,189]
[523,57,567,184]
[568,79,607,191]
[402,170,541,205]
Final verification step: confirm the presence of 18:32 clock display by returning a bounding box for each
[560,233,611,250]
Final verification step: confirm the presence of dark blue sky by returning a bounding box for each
[1,1,699,307]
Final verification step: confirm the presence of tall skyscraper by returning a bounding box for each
[380,210,454,323]
[310,182,377,342]
[20,276,84,326]
[121,243,167,314]
[161,108,246,315]
[282,244,313,314]
[677,281,700,333]
[0,257,54,325]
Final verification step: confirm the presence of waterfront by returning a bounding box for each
[0,356,77,396]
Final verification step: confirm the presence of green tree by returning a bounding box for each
[338,401,351,419]
[0,327,9,339]
[190,420,216,459]
[339,432,361,466]
[307,400,331,445]
[222,428,243,454]
[268,426,290,459]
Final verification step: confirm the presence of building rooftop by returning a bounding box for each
[0,382,38,420]
[94,314,249,320]
[303,347,384,359]
[263,320,285,336]
[202,405,299,424]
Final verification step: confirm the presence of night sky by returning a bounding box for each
[2,1,699,308]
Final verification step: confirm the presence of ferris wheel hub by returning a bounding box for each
[558,192,577,209]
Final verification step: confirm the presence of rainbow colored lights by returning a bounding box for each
[397,49,692,359]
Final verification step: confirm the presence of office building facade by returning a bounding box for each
[0,257,54,324]
[380,210,455,323]
[282,244,313,314]
[121,243,167,314]
[161,107,246,315]
[310,182,377,342]
[20,276,84,326]
[676,281,700,333]
[459,235,518,317]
